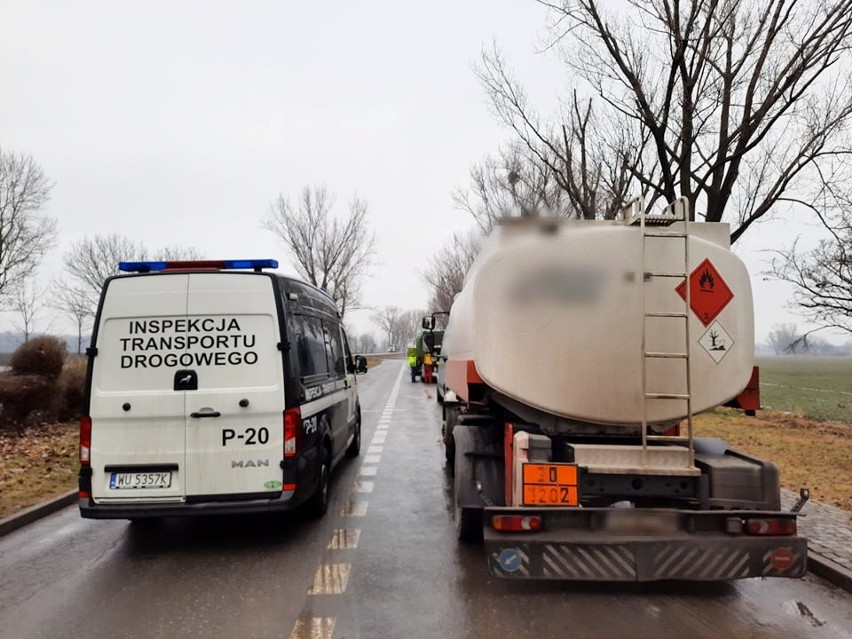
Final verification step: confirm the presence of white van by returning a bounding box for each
[78,259,360,520]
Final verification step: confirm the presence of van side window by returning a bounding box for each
[296,315,328,377]
[323,321,345,377]
[341,329,354,372]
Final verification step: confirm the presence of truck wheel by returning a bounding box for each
[454,447,483,543]
[345,413,361,458]
[305,446,330,518]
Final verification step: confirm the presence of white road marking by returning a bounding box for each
[364,454,381,464]
[328,529,361,549]
[290,617,335,639]
[308,563,351,595]
[359,466,378,477]
[341,501,368,517]
[367,445,383,454]
[352,480,374,493]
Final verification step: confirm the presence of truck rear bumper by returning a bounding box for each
[79,489,303,519]
[484,507,807,581]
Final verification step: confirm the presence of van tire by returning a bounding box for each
[345,414,361,458]
[306,446,330,518]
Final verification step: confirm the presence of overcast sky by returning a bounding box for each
[0,0,839,346]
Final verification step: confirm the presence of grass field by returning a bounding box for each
[695,409,852,513]
[756,356,852,423]
[0,422,78,519]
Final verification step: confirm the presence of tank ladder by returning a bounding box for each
[626,197,697,474]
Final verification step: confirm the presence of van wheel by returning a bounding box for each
[346,414,361,458]
[306,447,330,518]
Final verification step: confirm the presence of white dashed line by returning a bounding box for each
[341,501,368,517]
[352,480,374,493]
[292,365,404,637]
[308,563,351,595]
[328,529,361,550]
[290,617,335,639]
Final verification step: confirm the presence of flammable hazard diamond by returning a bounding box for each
[676,258,734,327]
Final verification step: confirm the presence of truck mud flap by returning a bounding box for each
[453,425,504,509]
[484,506,807,581]
[485,536,807,581]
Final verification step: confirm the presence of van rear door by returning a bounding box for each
[183,273,286,498]
[89,274,189,503]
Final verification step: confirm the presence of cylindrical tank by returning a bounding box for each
[443,218,754,426]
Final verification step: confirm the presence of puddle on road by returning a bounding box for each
[784,600,826,627]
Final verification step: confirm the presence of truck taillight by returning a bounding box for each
[284,408,301,458]
[744,518,797,536]
[80,416,92,467]
[491,514,542,533]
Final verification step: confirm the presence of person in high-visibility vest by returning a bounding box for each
[423,351,433,383]
[408,347,418,382]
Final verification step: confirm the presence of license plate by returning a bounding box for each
[522,463,579,506]
[109,472,172,490]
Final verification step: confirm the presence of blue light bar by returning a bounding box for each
[118,259,279,273]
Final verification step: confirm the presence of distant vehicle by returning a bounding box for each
[409,323,444,384]
[79,259,361,522]
[441,198,807,582]
[387,345,398,352]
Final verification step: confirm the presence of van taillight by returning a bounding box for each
[284,408,301,458]
[80,416,92,467]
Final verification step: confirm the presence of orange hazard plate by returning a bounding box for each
[522,463,579,506]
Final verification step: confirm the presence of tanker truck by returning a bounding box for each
[438,197,807,582]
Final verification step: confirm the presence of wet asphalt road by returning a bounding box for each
[1,361,851,639]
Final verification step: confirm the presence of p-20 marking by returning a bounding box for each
[222,427,270,446]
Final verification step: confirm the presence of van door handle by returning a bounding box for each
[190,410,221,418]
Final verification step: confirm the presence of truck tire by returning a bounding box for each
[453,426,484,543]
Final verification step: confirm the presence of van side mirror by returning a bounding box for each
[354,355,368,374]
[422,316,435,330]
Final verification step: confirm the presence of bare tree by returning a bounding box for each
[421,230,483,314]
[358,333,377,354]
[371,306,405,350]
[769,209,852,339]
[62,234,148,315]
[11,281,51,342]
[403,309,427,342]
[766,323,805,354]
[53,284,92,354]
[263,185,375,317]
[0,148,57,300]
[481,1,852,242]
[153,245,205,261]
[453,142,572,232]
